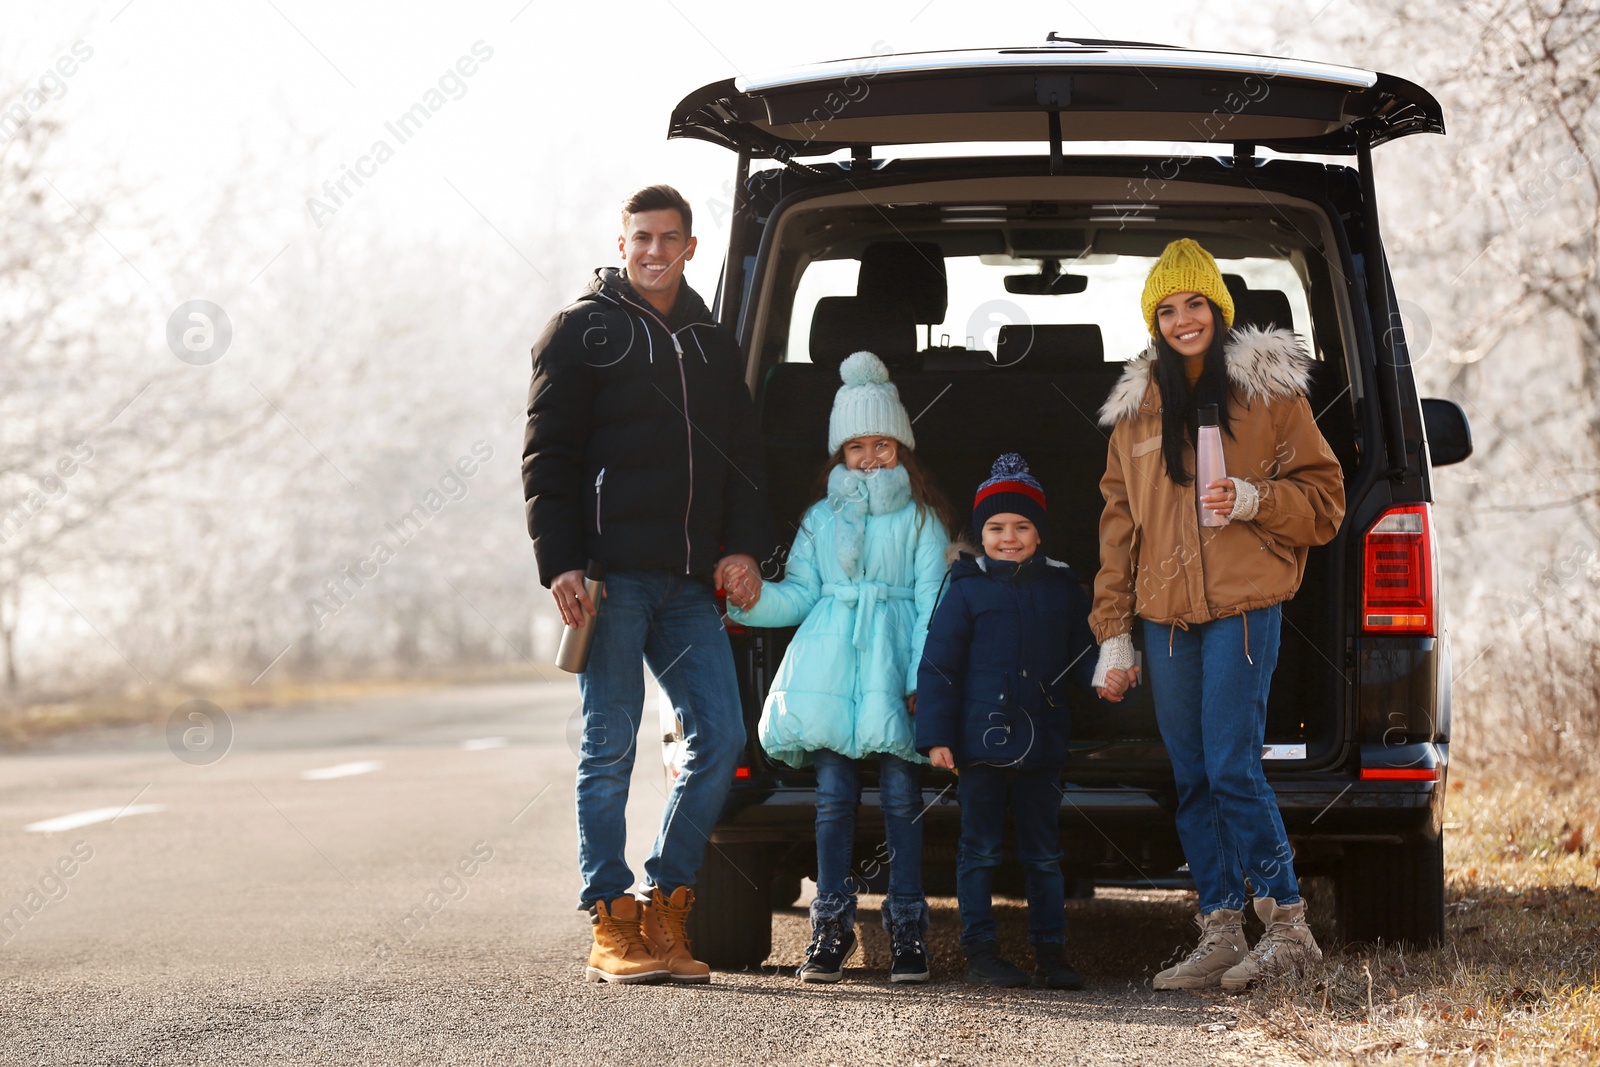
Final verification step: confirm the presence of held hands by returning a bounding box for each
[716,553,762,611]
[929,746,954,770]
[1095,666,1142,703]
[551,569,601,628]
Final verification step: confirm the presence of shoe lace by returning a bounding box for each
[806,921,844,958]
[889,923,923,957]
[654,897,691,949]
[1182,923,1238,964]
[599,910,652,953]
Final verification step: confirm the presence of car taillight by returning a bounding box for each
[1362,503,1435,635]
[734,766,751,779]
[1360,767,1438,781]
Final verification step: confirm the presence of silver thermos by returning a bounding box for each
[555,561,606,674]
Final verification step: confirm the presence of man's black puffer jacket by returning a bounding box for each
[522,267,773,586]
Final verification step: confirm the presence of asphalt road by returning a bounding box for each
[0,681,1276,1066]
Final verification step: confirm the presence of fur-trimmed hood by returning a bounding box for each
[1097,326,1315,427]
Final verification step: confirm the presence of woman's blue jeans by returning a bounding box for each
[1144,603,1300,913]
[574,571,744,908]
[812,748,926,929]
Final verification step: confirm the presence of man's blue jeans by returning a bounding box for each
[574,571,744,908]
[1144,603,1300,913]
[811,748,925,930]
[955,763,1066,947]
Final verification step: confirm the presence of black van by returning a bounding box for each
[662,38,1472,967]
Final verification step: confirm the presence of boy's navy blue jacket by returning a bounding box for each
[914,552,1100,770]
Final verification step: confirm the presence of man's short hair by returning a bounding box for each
[621,184,692,236]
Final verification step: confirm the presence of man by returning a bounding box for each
[523,184,772,984]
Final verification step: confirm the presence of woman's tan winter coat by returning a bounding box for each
[1088,326,1346,643]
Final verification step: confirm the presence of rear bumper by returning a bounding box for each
[709,773,1445,875]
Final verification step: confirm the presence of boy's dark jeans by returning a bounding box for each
[955,763,1066,947]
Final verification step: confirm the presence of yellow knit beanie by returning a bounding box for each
[1140,238,1235,336]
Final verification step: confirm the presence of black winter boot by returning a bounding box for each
[1033,942,1085,989]
[962,940,1029,987]
[797,915,857,983]
[884,899,930,983]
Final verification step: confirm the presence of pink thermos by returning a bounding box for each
[1196,404,1229,528]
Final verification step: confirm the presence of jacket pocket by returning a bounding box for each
[963,672,1025,760]
[1247,522,1297,565]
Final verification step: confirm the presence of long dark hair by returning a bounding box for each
[1152,299,1234,487]
[807,445,960,538]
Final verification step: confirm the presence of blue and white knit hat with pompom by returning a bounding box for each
[828,351,916,454]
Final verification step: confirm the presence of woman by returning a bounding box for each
[1089,238,1345,992]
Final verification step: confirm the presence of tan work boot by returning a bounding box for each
[585,896,670,984]
[642,886,711,984]
[1153,908,1247,990]
[1220,897,1323,992]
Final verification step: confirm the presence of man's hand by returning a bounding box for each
[551,569,599,628]
[905,693,917,717]
[716,553,761,611]
[929,746,954,770]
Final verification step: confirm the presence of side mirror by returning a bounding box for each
[1421,398,1473,467]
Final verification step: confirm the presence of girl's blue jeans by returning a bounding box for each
[1143,602,1301,913]
[811,748,925,929]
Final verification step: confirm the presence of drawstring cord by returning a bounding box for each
[1163,615,1251,665]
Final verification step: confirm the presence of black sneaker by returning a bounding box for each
[1033,942,1085,989]
[888,919,930,984]
[797,918,857,983]
[962,940,1029,987]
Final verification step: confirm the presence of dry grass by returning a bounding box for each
[1236,766,1600,1066]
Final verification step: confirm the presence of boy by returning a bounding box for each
[916,453,1121,987]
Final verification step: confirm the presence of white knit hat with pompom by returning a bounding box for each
[828,350,916,455]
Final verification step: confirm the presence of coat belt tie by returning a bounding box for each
[821,581,915,650]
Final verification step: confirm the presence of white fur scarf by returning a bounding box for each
[827,463,912,577]
[1097,325,1316,427]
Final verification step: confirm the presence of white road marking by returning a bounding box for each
[25,804,167,833]
[460,737,507,751]
[299,760,383,781]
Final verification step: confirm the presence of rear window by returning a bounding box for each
[784,252,1314,365]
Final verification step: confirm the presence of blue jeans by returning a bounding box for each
[955,763,1065,946]
[812,749,926,931]
[574,571,744,908]
[1144,603,1299,913]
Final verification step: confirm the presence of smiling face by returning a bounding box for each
[982,512,1040,562]
[1154,290,1216,359]
[841,435,899,471]
[619,207,696,315]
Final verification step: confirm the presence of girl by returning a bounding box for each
[729,350,953,984]
[1091,238,1345,992]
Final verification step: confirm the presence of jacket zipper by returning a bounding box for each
[594,468,605,535]
[674,333,693,574]
[602,286,710,575]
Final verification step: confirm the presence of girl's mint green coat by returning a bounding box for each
[729,464,950,768]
